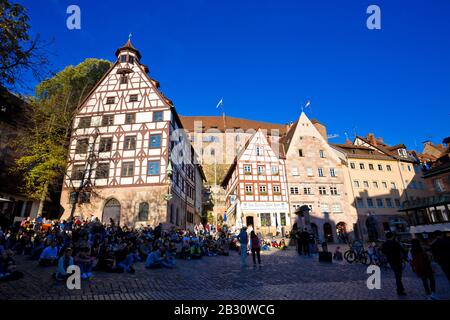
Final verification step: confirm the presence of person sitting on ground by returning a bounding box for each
[55,248,74,281]
[114,244,135,274]
[179,239,191,260]
[139,238,152,261]
[0,249,24,281]
[367,242,377,264]
[271,238,279,248]
[39,241,59,267]
[333,246,343,261]
[145,247,164,268]
[75,247,94,279]
[190,242,202,259]
[278,239,287,250]
[160,247,175,268]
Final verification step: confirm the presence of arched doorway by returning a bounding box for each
[323,223,334,242]
[366,216,379,242]
[310,223,319,239]
[102,198,121,225]
[336,222,348,244]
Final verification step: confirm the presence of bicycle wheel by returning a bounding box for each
[344,250,356,263]
[359,251,369,265]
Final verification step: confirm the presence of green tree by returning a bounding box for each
[14,58,111,214]
[0,0,49,89]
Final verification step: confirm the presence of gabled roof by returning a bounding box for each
[355,135,416,163]
[331,143,393,161]
[179,115,287,135]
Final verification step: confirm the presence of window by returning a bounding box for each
[257,165,265,175]
[149,134,162,148]
[369,163,374,170]
[359,163,365,170]
[71,165,85,180]
[395,199,401,208]
[319,150,325,158]
[147,161,160,175]
[363,181,369,188]
[298,149,303,157]
[120,74,128,84]
[121,162,134,177]
[78,117,91,128]
[350,162,356,169]
[378,164,383,171]
[330,168,336,177]
[260,213,271,227]
[304,187,312,195]
[356,198,365,208]
[96,163,109,179]
[271,166,279,175]
[367,198,374,208]
[273,185,281,194]
[433,179,444,192]
[256,146,263,156]
[125,113,136,124]
[407,165,411,172]
[385,198,393,208]
[318,168,324,177]
[332,204,341,213]
[373,181,379,189]
[418,181,424,190]
[244,165,252,174]
[353,180,360,188]
[391,182,397,190]
[386,165,392,171]
[129,94,138,102]
[102,115,114,126]
[411,181,417,189]
[245,185,253,194]
[259,185,267,194]
[75,139,89,154]
[124,136,136,150]
[306,168,313,176]
[292,167,299,176]
[120,55,127,63]
[330,187,338,195]
[319,186,327,195]
[376,198,384,208]
[290,187,299,195]
[128,56,135,64]
[382,181,388,189]
[320,204,329,213]
[99,137,112,152]
[153,111,163,122]
[106,97,115,104]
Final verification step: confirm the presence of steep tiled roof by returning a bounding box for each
[331,143,393,161]
[179,115,288,135]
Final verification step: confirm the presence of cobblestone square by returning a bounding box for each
[1,246,449,300]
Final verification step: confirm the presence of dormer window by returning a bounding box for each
[120,55,127,63]
[398,148,408,157]
[128,56,134,64]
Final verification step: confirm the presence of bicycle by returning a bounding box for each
[344,240,368,264]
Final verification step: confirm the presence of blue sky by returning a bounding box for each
[16,0,450,150]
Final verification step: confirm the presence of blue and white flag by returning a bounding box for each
[216,98,224,109]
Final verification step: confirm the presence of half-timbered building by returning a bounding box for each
[221,129,290,236]
[60,40,205,229]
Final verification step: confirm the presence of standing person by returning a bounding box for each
[301,228,310,257]
[381,232,407,296]
[296,228,303,255]
[430,230,450,283]
[237,227,249,268]
[250,231,261,268]
[409,239,438,300]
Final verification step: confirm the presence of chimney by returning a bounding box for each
[377,136,384,144]
[366,133,377,146]
[345,138,352,145]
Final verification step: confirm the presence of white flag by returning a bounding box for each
[305,100,311,108]
[216,98,223,109]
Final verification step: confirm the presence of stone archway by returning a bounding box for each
[102,198,121,225]
[323,222,334,243]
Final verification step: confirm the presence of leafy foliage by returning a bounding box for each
[14,58,111,200]
[0,0,49,89]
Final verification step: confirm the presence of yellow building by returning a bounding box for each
[332,134,430,241]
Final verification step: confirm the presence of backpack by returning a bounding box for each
[251,237,260,249]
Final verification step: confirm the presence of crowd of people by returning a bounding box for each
[0,216,239,282]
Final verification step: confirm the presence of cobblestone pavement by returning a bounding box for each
[1,246,449,300]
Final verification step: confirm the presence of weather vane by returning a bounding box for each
[128,32,132,40]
